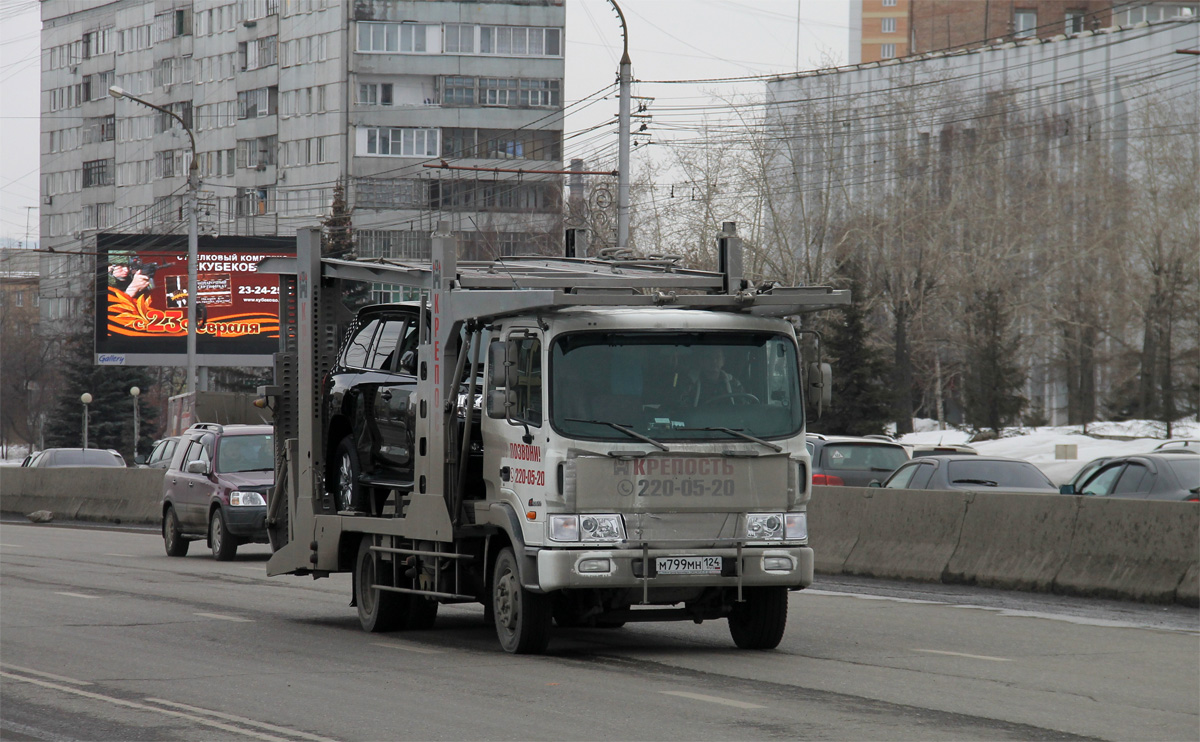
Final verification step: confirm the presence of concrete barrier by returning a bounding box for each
[0,467,164,525]
[807,485,869,573]
[841,488,970,582]
[944,491,1080,592]
[1053,496,1199,604]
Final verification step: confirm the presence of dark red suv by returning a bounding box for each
[161,423,273,560]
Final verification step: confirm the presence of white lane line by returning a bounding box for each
[913,648,1012,662]
[660,691,765,709]
[0,543,24,547]
[0,672,292,742]
[371,641,444,655]
[145,699,338,742]
[0,663,91,686]
[54,592,99,600]
[194,612,254,622]
[103,553,137,558]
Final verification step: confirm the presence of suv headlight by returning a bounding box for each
[230,491,266,507]
[548,514,625,543]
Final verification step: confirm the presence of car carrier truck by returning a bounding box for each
[259,222,847,654]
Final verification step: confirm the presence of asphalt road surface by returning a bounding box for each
[2,522,1197,741]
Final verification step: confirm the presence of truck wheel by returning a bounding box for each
[334,437,363,512]
[163,506,189,557]
[356,537,404,632]
[728,587,788,650]
[209,510,238,561]
[492,547,551,654]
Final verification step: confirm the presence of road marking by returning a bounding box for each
[104,553,137,558]
[145,699,338,742]
[0,672,295,742]
[194,612,254,622]
[0,543,24,547]
[0,663,91,685]
[54,592,99,600]
[660,691,765,709]
[372,641,444,655]
[913,649,1012,662]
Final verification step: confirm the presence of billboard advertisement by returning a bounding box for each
[95,234,294,364]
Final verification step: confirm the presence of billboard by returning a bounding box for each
[95,234,294,365]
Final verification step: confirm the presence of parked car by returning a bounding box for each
[324,303,483,515]
[1059,453,1200,501]
[136,436,181,469]
[161,423,273,560]
[806,434,910,486]
[21,448,126,468]
[876,455,1058,494]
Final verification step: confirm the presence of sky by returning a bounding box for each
[0,0,851,245]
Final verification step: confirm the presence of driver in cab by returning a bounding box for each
[680,347,744,406]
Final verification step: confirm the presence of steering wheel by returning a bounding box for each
[703,392,760,405]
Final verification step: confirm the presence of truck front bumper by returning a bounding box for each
[535,545,813,592]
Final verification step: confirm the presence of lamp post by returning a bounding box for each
[80,393,92,450]
[130,386,141,460]
[109,85,199,394]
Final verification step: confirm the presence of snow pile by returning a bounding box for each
[895,419,1199,484]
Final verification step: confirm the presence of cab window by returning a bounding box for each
[513,336,542,426]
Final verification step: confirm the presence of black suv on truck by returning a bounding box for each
[161,423,273,560]
[324,303,482,516]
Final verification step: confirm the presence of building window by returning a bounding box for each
[880,43,896,59]
[479,26,561,56]
[361,127,439,157]
[442,76,476,105]
[1065,10,1085,33]
[236,187,274,216]
[479,78,519,106]
[882,0,897,5]
[357,22,431,53]
[239,36,278,70]
[82,159,113,188]
[357,83,393,106]
[1014,10,1038,37]
[881,17,896,33]
[1123,3,1198,23]
[445,24,474,53]
[237,87,277,118]
[237,136,278,168]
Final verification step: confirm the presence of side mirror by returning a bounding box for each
[1059,484,1076,495]
[185,460,209,475]
[134,454,147,465]
[808,362,832,418]
[868,480,882,488]
[488,340,516,388]
[486,389,515,420]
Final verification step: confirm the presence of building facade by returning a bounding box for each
[39,0,566,323]
[849,1,1196,64]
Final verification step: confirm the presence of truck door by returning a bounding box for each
[372,316,419,479]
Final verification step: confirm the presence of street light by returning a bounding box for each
[80,393,93,450]
[109,85,200,394]
[130,386,141,460]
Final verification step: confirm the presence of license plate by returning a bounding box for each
[655,556,722,575]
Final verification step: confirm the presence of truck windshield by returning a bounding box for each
[550,332,803,442]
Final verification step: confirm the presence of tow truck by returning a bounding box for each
[259,222,847,653]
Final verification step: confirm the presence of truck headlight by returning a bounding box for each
[745,513,784,540]
[230,491,266,507]
[785,512,807,540]
[548,514,625,542]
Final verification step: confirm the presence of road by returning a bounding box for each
[1,523,1196,741]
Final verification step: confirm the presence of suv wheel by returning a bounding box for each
[334,437,363,513]
[163,506,189,557]
[209,509,238,561]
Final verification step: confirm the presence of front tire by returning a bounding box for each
[492,547,551,654]
[209,509,238,561]
[356,537,405,632]
[728,587,788,649]
[333,437,363,513]
[163,506,189,557]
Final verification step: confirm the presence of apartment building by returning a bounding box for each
[849,1,1196,63]
[39,0,566,323]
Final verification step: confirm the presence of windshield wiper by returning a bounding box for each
[565,418,670,452]
[953,479,998,487]
[678,427,782,452]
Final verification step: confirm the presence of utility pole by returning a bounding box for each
[609,0,632,250]
[109,86,200,394]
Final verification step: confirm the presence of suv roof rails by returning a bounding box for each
[862,434,896,441]
[189,422,224,433]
